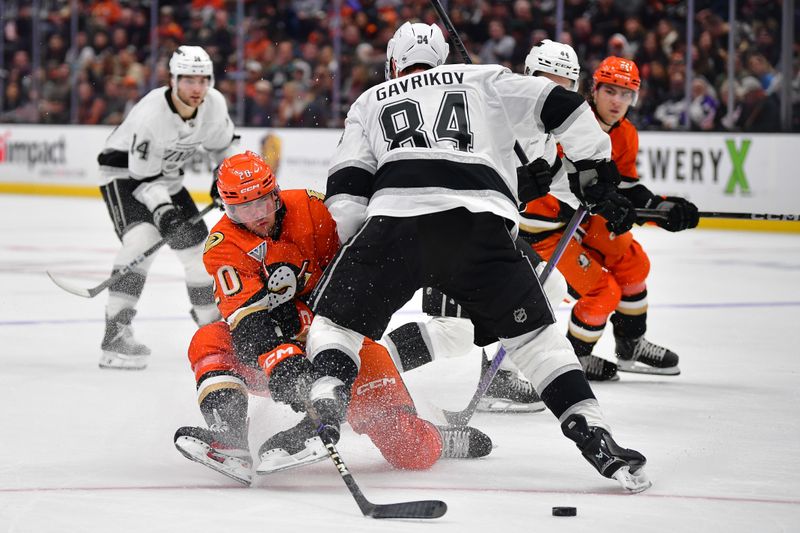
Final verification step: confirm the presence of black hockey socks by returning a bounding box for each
[386,322,433,372]
[539,369,596,419]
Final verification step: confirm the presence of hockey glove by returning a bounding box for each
[592,192,636,235]
[567,159,622,205]
[644,196,699,232]
[517,157,553,204]
[152,203,191,246]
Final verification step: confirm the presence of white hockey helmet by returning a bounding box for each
[169,45,215,88]
[524,40,580,92]
[385,22,449,80]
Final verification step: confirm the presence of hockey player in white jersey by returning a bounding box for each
[382,40,608,407]
[97,45,237,370]
[304,22,650,492]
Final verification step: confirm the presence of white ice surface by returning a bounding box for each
[1,195,799,532]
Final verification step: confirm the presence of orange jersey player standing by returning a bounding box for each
[521,53,699,380]
[173,151,491,486]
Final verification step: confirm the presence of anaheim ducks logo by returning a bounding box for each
[262,260,310,310]
[203,232,224,254]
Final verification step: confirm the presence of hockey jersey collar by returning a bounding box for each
[165,88,200,122]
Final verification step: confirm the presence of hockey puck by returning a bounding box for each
[552,506,577,517]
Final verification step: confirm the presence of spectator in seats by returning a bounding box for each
[1,83,39,123]
[91,30,112,57]
[479,20,515,65]
[608,33,633,60]
[245,23,271,61]
[121,76,141,117]
[210,10,233,59]
[653,70,687,130]
[276,81,312,127]
[656,19,679,57]
[715,78,742,131]
[622,16,646,57]
[101,77,128,125]
[40,64,71,124]
[91,0,123,27]
[157,6,185,42]
[694,31,725,83]
[737,75,781,132]
[111,27,130,53]
[590,0,626,40]
[687,76,718,131]
[77,81,107,125]
[266,41,295,91]
[244,80,277,127]
[45,34,68,64]
[747,52,781,95]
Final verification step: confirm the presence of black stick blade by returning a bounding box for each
[369,500,448,519]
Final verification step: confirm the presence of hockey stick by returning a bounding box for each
[429,0,590,426]
[47,202,218,298]
[636,208,800,222]
[304,399,447,519]
[442,206,587,427]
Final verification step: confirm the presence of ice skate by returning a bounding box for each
[475,350,545,413]
[174,422,252,486]
[256,414,327,475]
[437,426,493,459]
[578,354,620,381]
[478,367,546,412]
[561,414,651,493]
[615,335,680,375]
[99,309,151,370]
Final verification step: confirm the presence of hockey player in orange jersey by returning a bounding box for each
[521,52,699,379]
[173,151,491,485]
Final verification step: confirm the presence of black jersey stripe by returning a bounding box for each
[539,85,588,134]
[373,159,516,202]
[327,166,373,200]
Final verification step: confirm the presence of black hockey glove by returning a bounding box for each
[645,196,699,232]
[517,157,552,204]
[210,165,223,209]
[592,192,636,235]
[567,159,622,205]
[152,203,191,246]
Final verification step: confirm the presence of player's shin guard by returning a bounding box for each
[385,322,434,372]
[177,244,220,326]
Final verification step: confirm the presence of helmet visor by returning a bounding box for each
[224,189,281,224]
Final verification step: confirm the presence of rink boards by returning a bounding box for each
[0,124,798,232]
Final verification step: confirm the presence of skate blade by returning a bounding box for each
[99,352,149,370]
[612,465,652,493]
[476,398,546,413]
[256,437,327,475]
[175,436,252,486]
[616,360,680,376]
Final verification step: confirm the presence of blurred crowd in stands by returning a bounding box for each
[1,0,797,131]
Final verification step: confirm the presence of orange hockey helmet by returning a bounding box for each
[216,151,281,224]
[593,56,640,104]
